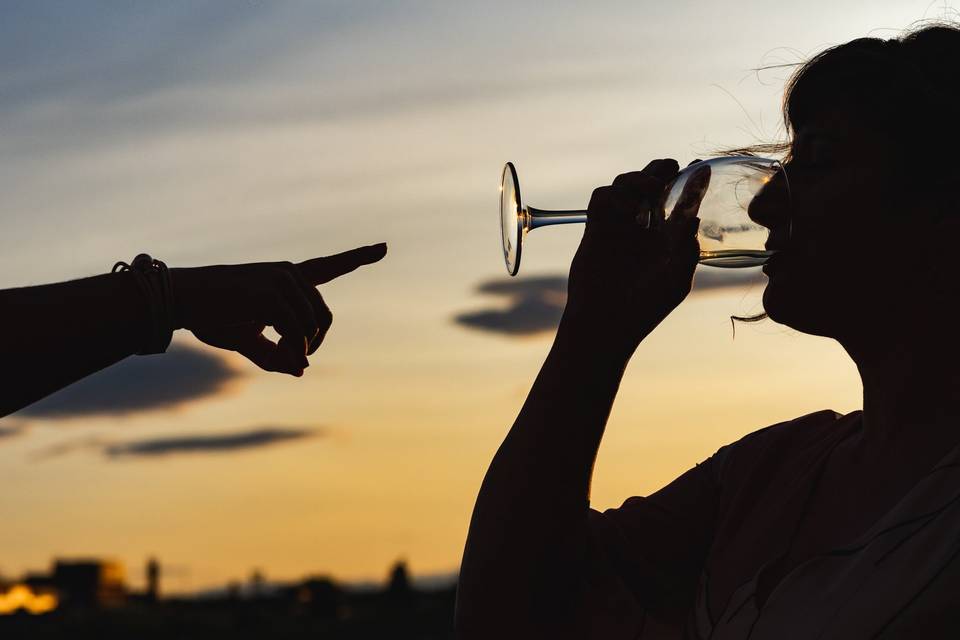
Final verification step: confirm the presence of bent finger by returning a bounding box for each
[640,158,680,182]
[288,267,333,355]
[611,171,667,194]
[276,270,320,345]
[234,333,305,376]
[586,185,649,229]
[258,293,309,358]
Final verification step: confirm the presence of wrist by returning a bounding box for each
[169,268,190,330]
[112,254,174,354]
[553,312,636,371]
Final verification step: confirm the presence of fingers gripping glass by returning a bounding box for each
[499,156,786,276]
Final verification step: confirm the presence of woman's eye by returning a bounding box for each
[790,151,831,170]
[790,137,834,168]
[787,157,819,170]
[807,142,834,165]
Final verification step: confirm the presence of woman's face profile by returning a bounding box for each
[749,101,909,341]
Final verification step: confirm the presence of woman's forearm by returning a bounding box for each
[0,271,149,416]
[456,321,633,636]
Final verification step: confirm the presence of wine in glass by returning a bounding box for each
[499,156,786,276]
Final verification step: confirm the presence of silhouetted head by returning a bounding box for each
[748,24,959,347]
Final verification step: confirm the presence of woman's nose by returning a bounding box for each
[748,168,790,232]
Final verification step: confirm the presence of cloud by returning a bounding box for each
[33,426,319,461]
[104,427,317,458]
[455,276,567,336]
[0,423,26,439]
[29,437,102,460]
[455,269,765,336]
[17,343,240,420]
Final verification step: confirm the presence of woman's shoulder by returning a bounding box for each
[735,408,857,450]
[711,409,861,484]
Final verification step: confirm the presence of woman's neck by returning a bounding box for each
[844,333,960,459]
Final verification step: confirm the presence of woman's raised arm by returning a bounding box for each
[456,160,705,637]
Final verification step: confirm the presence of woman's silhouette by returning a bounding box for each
[0,243,386,417]
[457,24,960,638]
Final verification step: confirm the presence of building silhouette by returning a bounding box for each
[145,557,160,603]
[19,558,126,610]
[387,560,411,596]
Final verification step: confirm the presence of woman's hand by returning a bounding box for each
[171,243,387,376]
[560,159,708,359]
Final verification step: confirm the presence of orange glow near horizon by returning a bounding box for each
[0,585,58,615]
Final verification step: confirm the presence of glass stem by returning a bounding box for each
[525,206,588,230]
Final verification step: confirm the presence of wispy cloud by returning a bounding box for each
[104,427,318,458]
[0,423,26,439]
[455,269,765,336]
[29,437,103,460]
[33,426,320,461]
[17,343,240,420]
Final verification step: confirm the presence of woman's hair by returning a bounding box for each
[784,23,959,177]
[731,21,960,165]
[729,21,960,328]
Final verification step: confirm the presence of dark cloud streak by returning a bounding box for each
[104,427,318,458]
[455,269,765,336]
[0,423,26,439]
[17,344,240,419]
[33,426,320,461]
[455,276,566,336]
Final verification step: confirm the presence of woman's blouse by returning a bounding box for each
[586,409,960,638]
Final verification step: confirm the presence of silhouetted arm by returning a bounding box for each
[456,160,707,637]
[456,322,631,637]
[0,243,386,417]
[0,272,152,416]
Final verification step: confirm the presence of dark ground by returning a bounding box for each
[0,585,457,640]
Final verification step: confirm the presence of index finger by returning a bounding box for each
[298,243,388,285]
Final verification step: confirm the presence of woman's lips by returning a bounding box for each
[762,252,784,276]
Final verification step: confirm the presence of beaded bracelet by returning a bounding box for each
[112,254,174,355]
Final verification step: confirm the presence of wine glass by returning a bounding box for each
[499,156,786,276]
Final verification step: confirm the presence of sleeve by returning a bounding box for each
[580,445,731,639]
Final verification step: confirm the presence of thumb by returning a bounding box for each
[298,243,387,285]
[663,216,700,294]
[671,164,711,220]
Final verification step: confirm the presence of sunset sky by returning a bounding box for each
[0,1,945,592]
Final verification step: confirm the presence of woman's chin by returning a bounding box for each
[761,273,791,317]
[761,284,787,325]
[762,278,837,337]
